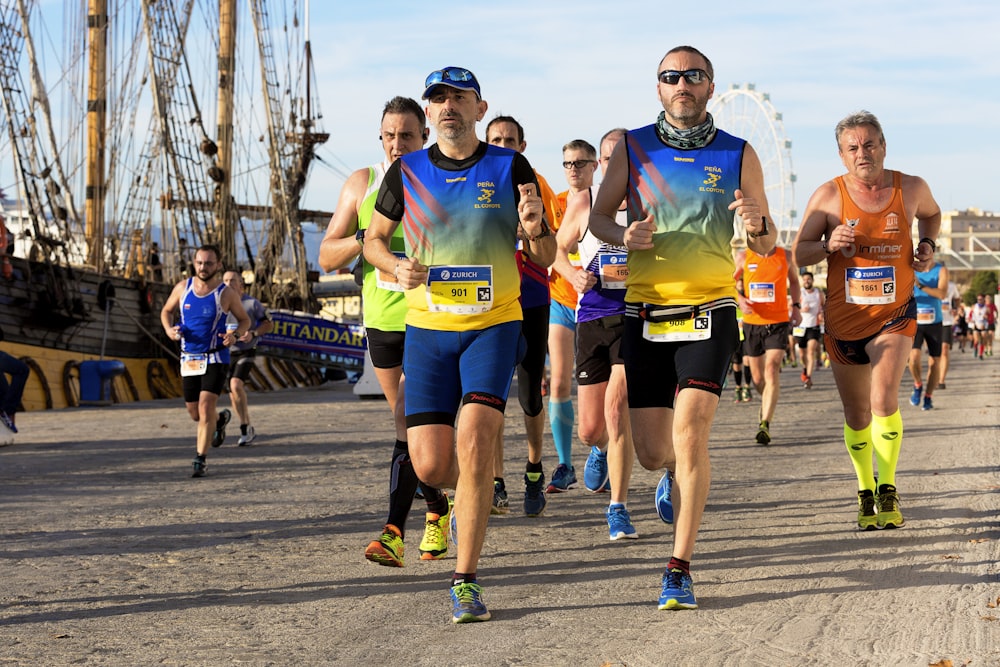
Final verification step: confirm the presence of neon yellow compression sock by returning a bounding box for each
[844,422,874,491]
[871,409,903,488]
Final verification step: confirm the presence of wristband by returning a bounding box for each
[747,216,769,239]
[918,237,937,252]
[792,303,801,309]
[821,241,834,254]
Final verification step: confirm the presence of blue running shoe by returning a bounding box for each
[909,385,922,407]
[524,472,547,517]
[655,471,674,524]
[607,503,638,540]
[658,568,698,610]
[584,446,609,493]
[546,463,578,493]
[451,582,491,623]
[922,395,934,411]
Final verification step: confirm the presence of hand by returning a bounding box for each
[394,256,428,290]
[572,270,598,295]
[912,241,935,272]
[728,189,765,236]
[517,183,543,236]
[169,325,182,342]
[826,224,855,254]
[623,214,655,250]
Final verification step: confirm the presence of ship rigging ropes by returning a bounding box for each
[708,84,797,246]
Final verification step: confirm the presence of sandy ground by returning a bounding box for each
[0,351,997,666]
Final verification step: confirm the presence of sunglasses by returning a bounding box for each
[657,69,710,85]
[424,67,477,89]
[562,159,595,169]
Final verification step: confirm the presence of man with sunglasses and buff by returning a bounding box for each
[364,67,546,623]
[589,46,773,610]
[793,110,940,531]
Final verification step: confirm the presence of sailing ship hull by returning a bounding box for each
[1,255,182,411]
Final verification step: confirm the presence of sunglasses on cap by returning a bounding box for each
[422,67,481,99]
[562,159,596,170]
[657,69,710,85]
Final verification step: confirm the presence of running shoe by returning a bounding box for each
[741,386,752,403]
[365,524,404,567]
[607,503,638,540]
[450,582,491,623]
[909,385,922,407]
[211,408,231,448]
[922,396,934,411]
[546,463,577,493]
[755,420,771,446]
[524,471,547,517]
[800,370,809,384]
[655,471,674,524]
[191,458,207,478]
[857,489,878,531]
[658,567,698,610]
[491,480,509,515]
[584,446,609,492]
[237,424,256,446]
[0,411,17,433]
[419,507,450,561]
[876,484,904,529]
[733,387,743,403]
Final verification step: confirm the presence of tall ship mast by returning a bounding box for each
[0,0,332,411]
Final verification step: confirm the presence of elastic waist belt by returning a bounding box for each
[626,297,736,323]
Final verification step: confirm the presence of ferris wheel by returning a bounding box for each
[708,84,797,246]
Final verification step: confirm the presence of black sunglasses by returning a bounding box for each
[657,69,710,85]
[562,159,595,169]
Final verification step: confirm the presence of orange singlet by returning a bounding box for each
[742,247,791,326]
[824,170,915,341]
[549,190,579,310]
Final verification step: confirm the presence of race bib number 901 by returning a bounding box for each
[426,265,493,314]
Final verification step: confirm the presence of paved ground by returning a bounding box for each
[0,351,997,666]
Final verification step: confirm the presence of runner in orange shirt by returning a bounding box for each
[735,246,801,444]
[793,110,940,531]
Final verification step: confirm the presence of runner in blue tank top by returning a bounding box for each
[161,244,249,478]
[364,67,546,625]
[588,46,774,611]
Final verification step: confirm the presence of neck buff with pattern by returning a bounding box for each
[656,111,717,149]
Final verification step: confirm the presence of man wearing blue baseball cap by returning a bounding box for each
[365,66,547,623]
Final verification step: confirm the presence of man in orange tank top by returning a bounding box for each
[735,246,801,445]
[792,111,941,532]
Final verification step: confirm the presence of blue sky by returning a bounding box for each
[303,0,1000,235]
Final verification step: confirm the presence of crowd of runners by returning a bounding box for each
[150,44,999,625]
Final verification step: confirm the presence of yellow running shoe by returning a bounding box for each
[419,505,450,560]
[365,524,404,567]
[876,484,904,529]
[857,490,877,531]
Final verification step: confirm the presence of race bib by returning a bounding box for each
[845,266,896,305]
[426,265,493,314]
[747,282,776,303]
[792,326,806,337]
[180,353,208,377]
[598,252,629,290]
[916,306,936,325]
[375,251,408,292]
[643,312,712,342]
